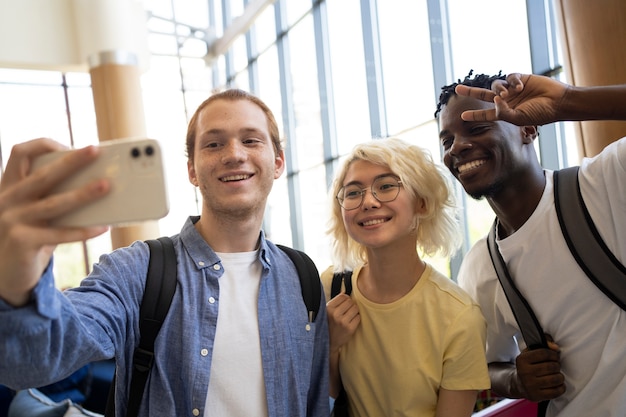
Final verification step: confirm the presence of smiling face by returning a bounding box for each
[340,160,421,250]
[438,94,536,200]
[187,98,285,220]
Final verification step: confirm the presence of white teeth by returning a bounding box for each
[457,159,486,173]
[221,174,250,182]
[362,218,386,226]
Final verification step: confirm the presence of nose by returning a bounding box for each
[221,140,247,164]
[448,135,472,157]
[361,189,380,210]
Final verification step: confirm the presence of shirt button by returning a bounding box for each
[198,261,205,267]
[201,349,208,356]
[208,297,216,304]
[213,264,221,271]
[192,408,200,416]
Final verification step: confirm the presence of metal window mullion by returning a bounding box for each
[244,0,260,92]
[221,0,236,85]
[360,0,387,139]
[526,0,566,170]
[208,0,221,89]
[274,0,304,249]
[311,0,338,189]
[427,0,465,280]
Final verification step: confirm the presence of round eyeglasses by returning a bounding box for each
[336,175,403,210]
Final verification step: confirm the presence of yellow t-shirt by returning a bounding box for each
[322,264,490,417]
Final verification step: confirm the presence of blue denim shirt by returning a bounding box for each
[0,216,329,417]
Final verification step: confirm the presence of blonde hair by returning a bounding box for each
[327,137,461,272]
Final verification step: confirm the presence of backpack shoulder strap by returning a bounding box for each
[331,271,353,298]
[554,167,626,310]
[126,236,178,417]
[487,220,547,350]
[276,245,322,323]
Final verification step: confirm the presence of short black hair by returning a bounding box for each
[434,70,506,118]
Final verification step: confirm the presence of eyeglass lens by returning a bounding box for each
[337,176,401,210]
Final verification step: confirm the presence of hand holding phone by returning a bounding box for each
[32,138,170,227]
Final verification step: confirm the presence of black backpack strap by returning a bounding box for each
[276,245,322,322]
[329,270,352,417]
[554,167,626,310]
[331,271,353,298]
[114,237,177,417]
[487,220,548,351]
[486,222,550,417]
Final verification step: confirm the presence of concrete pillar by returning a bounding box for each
[555,0,626,158]
[89,50,159,249]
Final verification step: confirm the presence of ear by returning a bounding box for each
[522,126,538,144]
[414,197,428,216]
[274,149,286,179]
[188,159,199,187]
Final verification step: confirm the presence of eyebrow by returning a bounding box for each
[201,127,268,138]
[343,173,398,187]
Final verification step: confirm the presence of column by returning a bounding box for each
[89,50,160,249]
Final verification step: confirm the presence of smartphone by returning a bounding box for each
[32,138,170,227]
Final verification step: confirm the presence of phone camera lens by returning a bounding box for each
[145,145,154,156]
[131,147,141,158]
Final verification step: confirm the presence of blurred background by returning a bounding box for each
[1,0,622,288]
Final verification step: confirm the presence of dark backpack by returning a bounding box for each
[486,166,626,417]
[105,238,322,417]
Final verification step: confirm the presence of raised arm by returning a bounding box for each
[0,138,109,307]
[456,73,626,125]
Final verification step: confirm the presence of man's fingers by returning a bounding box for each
[460,108,497,122]
[1,138,67,187]
[7,223,109,248]
[2,145,101,204]
[36,179,110,222]
[455,84,497,102]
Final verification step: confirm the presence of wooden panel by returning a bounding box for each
[555,0,626,158]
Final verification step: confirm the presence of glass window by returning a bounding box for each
[253,4,277,53]
[66,85,99,149]
[256,46,283,138]
[179,37,208,58]
[285,0,313,27]
[289,15,324,171]
[445,0,533,245]
[227,0,244,22]
[180,56,213,92]
[0,0,560,288]
[232,33,249,73]
[147,32,180,56]
[300,163,333,268]
[212,0,224,37]
[378,1,435,135]
[233,68,250,91]
[0,68,62,85]
[326,0,371,156]
[257,46,292,244]
[0,83,71,150]
[447,0,533,79]
[142,55,201,237]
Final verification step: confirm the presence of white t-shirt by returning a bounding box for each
[459,138,626,417]
[204,250,268,417]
